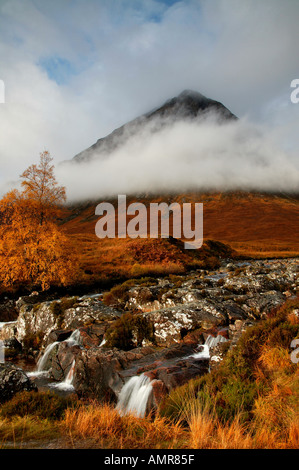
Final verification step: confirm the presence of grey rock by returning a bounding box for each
[0,363,37,403]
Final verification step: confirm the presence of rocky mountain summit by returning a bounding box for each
[70,90,237,164]
[0,257,297,412]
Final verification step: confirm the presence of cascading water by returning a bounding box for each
[34,341,59,375]
[28,329,81,378]
[50,359,76,391]
[116,374,153,418]
[190,334,228,360]
[116,334,229,418]
[205,334,228,349]
[65,329,81,346]
[191,343,210,359]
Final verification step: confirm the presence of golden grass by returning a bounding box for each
[62,192,299,273]
[61,402,186,449]
[1,392,298,449]
[0,415,59,448]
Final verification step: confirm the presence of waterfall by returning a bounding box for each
[65,329,81,346]
[50,359,76,391]
[36,341,59,373]
[191,343,210,359]
[189,333,228,360]
[205,334,228,349]
[29,329,81,377]
[116,374,153,418]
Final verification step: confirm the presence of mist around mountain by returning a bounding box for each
[71,90,237,164]
[57,90,299,202]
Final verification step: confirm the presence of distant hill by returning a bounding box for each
[71,90,237,164]
[60,192,299,287]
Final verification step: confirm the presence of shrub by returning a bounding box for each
[50,296,78,328]
[103,277,158,307]
[22,330,45,352]
[105,312,155,350]
[0,391,79,420]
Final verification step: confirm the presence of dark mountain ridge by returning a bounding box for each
[71,90,237,164]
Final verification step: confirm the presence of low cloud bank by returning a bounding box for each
[56,114,299,202]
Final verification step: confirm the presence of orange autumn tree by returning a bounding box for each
[0,152,78,290]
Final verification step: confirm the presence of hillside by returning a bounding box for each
[60,191,299,286]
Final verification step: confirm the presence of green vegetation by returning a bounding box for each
[103,277,158,307]
[0,391,79,421]
[105,312,155,350]
[50,296,78,328]
[159,297,299,426]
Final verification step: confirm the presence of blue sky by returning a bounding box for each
[0,0,299,197]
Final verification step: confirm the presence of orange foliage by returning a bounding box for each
[20,150,66,225]
[0,153,78,290]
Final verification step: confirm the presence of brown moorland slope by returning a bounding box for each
[60,191,299,285]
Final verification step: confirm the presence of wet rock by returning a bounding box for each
[3,337,22,352]
[222,300,247,321]
[0,321,18,341]
[46,329,73,345]
[150,379,168,408]
[78,323,109,349]
[229,319,254,347]
[242,291,285,319]
[63,299,122,329]
[16,301,60,345]
[144,301,226,346]
[50,342,82,382]
[0,363,37,403]
[15,296,122,346]
[73,346,156,402]
[71,340,209,406]
[0,300,18,323]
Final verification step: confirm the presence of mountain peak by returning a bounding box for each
[71,90,237,163]
[147,89,236,121]
[178,89,208,100]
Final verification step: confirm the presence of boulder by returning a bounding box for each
[0,321,18,341]
[150,379,168,408]
[63,299,122,329]
[16,301,60,345]
[15,296,122,346]
[243,291,285,318]
[0,299,18,323]
[0,363,37,403]
[144,301,226,346]
[73,346,156,402]
[49,342,82,382]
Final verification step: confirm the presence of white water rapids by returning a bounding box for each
[116,333,228,418]
[27,329,81,387]
[116,374,153,418]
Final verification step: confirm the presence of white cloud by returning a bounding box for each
[57,114,299,201]
[0,0,299,198]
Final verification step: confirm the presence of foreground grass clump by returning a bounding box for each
[0,391,78,448]
[102,277,158,307]
[62,403,186,449]
[0,391,79,421]
[0,415,59,448]
[159,297,299,448]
